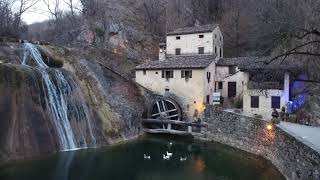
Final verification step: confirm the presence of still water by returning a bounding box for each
[0,136,285,180]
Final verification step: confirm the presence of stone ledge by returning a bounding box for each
[278,123,320,154]
[202,107,320,180]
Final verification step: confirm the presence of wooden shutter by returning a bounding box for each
[181,70,185,78]
[198,47,204,54]
[175,48,181,55]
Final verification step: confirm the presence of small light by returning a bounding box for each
[266,124,273,131]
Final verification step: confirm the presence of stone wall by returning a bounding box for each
[200,107,320,180]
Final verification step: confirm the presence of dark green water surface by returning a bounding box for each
[0,136,285,180]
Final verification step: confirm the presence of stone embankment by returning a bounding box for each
[198,106,320,180]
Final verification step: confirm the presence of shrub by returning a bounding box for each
[288,115,297,123]
[254,114,263,119]
[234,97,243,109]
[95,28,105,38]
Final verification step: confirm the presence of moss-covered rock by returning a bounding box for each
[37,47,64,68]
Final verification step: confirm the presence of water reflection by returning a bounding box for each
[52,152,75,180]
[0,136,285,180]
[193,157,206,174]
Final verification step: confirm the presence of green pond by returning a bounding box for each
[0,136,285,180]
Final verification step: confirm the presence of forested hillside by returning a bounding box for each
[1,0,319,58]
[1,0,320,122]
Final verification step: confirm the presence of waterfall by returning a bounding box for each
[22,43,96,150]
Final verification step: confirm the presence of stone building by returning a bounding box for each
[219,57,294,120]
[136,54,216,118]
[136,24,224,118]
[135,24,300,120]
[215,58,246,100]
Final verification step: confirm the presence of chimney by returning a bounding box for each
[159,43,166,61]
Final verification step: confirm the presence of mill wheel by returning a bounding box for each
[146,97,183,130]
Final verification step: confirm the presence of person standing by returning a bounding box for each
[271,108,280,124]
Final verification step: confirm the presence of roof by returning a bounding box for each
[216,57,255,66]
[135,54,216,70]
[217,56,303,72]
[166,24,219,36]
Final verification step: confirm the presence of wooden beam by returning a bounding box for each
[143,129,192,136]
[142,119,207,127]
[151,109,178,116]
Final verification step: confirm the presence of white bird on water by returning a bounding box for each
[166,151,173,157]
[144,154,151,159]
[163,154,170,160]
[180,157,187,161]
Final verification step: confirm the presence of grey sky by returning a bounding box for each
[19,0,82,24]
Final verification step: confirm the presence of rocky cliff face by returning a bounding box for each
[0,42,155,163]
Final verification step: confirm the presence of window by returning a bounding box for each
[175,48,181,55]
[176,36,180,40]
[181,70,192,78]
[162,70,174,79]
[215,34,217,39]
[165,88,170,93]
[215,82,223,92]
[220,48,222,58]
[229,66,236,75]
[143,70,146,75]
[251,96,259,108]
[218,82,223,90]
[199,34,204,38]
[155,72,158,74]
[198,47,204,54]
[271,96,281,109]
[215,46,217,54]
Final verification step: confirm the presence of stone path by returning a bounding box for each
[278,122,320,153]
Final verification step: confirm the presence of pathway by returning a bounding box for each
[278,122,320,153]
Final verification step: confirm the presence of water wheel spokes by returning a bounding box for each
[149,98,182,122]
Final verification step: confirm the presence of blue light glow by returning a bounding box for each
[288,74,306,113]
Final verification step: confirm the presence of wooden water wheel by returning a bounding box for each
[148,97,182,121]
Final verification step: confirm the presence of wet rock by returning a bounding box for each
[0,43,156,163]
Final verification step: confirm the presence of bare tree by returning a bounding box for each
[63,0,82,27]
[139,0,167,36]
[15,0,39,25]
[42,0,62,21]
[0,0,16,37]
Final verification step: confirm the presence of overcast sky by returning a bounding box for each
[19,0,82,25]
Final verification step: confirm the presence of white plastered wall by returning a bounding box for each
[214,66,244,98]
[166,26,223,57]
[135,68,208,119]
[242,72,290,120]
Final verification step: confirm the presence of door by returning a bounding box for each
[228,82,237,98]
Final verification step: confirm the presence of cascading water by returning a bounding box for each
[22,43,96,150]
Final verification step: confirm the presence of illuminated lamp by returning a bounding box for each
[266,123,273,131]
